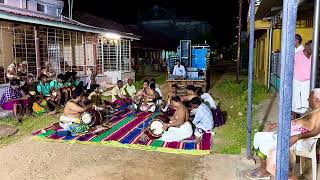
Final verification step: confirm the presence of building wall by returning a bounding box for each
[0,0,63,17]
[0,21,14,71]
[4,0,21,8]
[253,24,313,86]
[254,30,269,85]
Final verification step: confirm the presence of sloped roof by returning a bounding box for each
[71,12,129,33]
[0,7,139,39]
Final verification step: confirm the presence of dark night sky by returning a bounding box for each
[63,0,247,47]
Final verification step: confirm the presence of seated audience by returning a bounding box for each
[159,95,193,142]
[20,74,36,114]
[88,84,104,105]
[41,62,56,78]
[50,74,66,106]
[21,74,36,96]
[123,78,136,98]
[6,63,17,81]
[150,83,162,105]
[37,74,58,109]
[111,80,131,107]
[196,87,217,109]
[190,97,214,141]
[247,89,320,179]
[150,78,160,89]
[17,61,28,78]
[0,79,25,122]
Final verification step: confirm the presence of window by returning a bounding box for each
[37,3,45,12]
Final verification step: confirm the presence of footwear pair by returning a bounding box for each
[246,169,271,180]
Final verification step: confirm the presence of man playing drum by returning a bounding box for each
[134,80,156,112]
[60,90,93,130]
[159,95,193,142]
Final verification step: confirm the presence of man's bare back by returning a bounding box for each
[294,108,320,131]
[63,101,92,119]
[170,105,189,127]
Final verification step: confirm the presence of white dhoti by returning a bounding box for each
[292,79,310,114]
[253,132,277,157]
[59,115,80,130]
[253,132,317,158]
[159,121,193,142]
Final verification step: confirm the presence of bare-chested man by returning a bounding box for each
[134,80,156,112]
[59,91,93,129]
[247,88,320,180]
[159,95,193,142]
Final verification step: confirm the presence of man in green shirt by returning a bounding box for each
[37,74,59,109]
[49,74,66,106]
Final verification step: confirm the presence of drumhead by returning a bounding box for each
[149,120,164,136]
[81,112,92,124]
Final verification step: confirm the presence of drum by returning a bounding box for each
[146,119,165,140]
[140,103,156,112]
[154,115,170,123]
[80,109,102,127]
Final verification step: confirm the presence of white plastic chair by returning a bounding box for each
[295,136,320,180]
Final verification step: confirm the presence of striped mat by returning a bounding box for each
[32,108,212,155]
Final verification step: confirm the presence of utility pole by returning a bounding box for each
[236,0,243,83]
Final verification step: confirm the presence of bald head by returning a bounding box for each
[311,89,320,99]
[309,88,320,109]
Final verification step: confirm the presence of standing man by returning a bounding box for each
[172,60,186,79]
[292,40,312,117]
[295,34,304,53]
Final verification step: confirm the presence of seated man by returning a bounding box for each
[0,79,25,122]
[111,80,131,106]
[41,62,56,79]
[134,80,156,112]
[88,84,104,105]
[37,74,59,109]
[123,78,136,98]
[50,74,66,106]
[17,61,28,79]
[172,60,186,79]
[190,97,214,141]
[159,95,193,142]
[162,84,178,112]
[196,87,216,109]
[150,79,160,89]
[6,63,17,81]
[181,85,198,109]
[150,83,162,105]
[247,88,320,179]
[60,90,93,130]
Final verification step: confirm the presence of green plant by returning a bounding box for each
[213,79,269,154]
[134,80,143,90]
[0,114,58,146]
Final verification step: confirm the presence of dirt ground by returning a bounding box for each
[0,136,242,180]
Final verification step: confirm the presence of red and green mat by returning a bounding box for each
[32,108,212,155]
